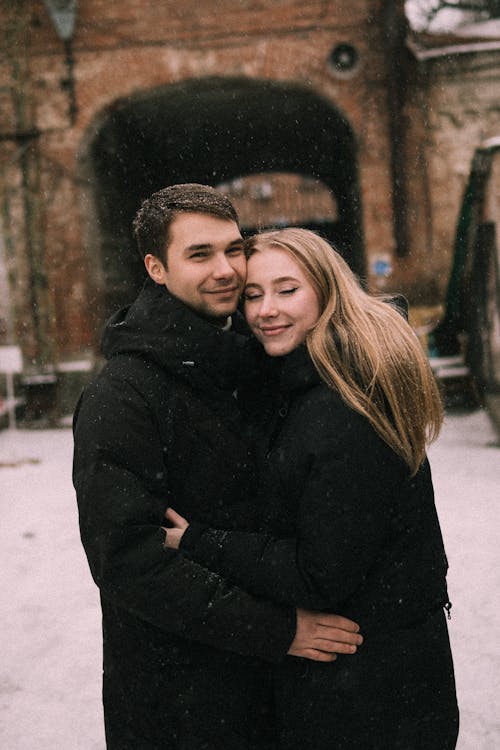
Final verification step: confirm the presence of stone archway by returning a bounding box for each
[80,77,363,319]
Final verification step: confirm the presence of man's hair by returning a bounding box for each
[133,183,239,263]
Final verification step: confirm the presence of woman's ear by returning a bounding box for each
[144,254,167,285]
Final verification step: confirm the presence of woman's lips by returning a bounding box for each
[259,325,291,336]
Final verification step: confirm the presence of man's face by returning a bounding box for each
[145,212,246,324]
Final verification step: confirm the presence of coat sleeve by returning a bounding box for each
[180,410,399,611]
[72,372,296,662]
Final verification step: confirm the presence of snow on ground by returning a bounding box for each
[0,427,104,750]
[428,408,500,749]
[0,408,499,749]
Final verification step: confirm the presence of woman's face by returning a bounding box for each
[244,246,321,356]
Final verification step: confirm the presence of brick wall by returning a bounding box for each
[399,46,500,303]
[2,1,498,369]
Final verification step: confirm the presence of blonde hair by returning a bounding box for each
[246,228,443,475]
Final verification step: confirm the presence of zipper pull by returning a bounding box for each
[444,601,452,620]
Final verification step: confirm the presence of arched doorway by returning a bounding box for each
[80,77,363,320]
[216,172,339,241]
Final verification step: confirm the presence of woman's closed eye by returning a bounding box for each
[244,287,298,301]
[243,291,262,301]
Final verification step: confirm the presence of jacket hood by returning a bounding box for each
[101,277,249,393]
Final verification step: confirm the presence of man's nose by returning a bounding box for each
[212,254,235,279]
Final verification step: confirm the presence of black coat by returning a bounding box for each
[181,345,459,749]
[73,279,295,749]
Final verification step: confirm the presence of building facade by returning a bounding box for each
[0,1,499,395]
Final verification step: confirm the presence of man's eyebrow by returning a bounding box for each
[184,243,212,253]
[183,238,243,254]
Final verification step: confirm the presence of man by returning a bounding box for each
[73,184,361,749]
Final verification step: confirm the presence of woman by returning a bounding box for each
[165,228,459,749]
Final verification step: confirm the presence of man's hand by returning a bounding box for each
[163,507,189,549]
[288,609,363,662]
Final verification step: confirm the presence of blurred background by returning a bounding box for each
[0,2,499,749]
[0,0,499,426]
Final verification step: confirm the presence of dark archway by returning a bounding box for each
[81,77,363,318]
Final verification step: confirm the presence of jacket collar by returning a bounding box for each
[278,345,322,395]
[102,277,248,393]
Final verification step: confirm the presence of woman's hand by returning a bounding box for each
[288,609,363,662]
[163,507,190,549]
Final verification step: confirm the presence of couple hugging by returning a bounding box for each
[73,183,458,749]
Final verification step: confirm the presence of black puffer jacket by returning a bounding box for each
[180,345,459,749]
[73,278,295,749]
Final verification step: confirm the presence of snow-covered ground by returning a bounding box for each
[0,424,105,750]
[428,409,500,749]
[0,408,499,749]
